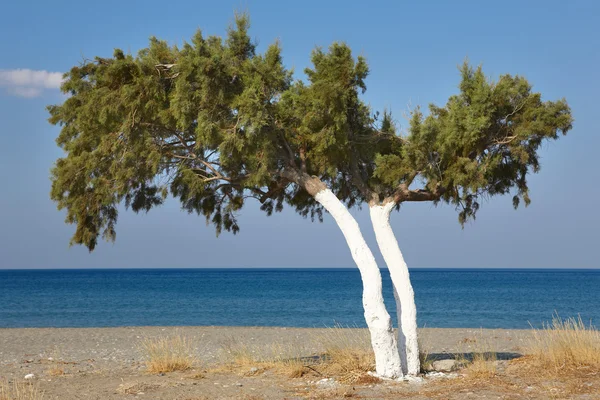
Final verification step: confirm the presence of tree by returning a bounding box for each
[48,15,572,379]
[49,15,403,378]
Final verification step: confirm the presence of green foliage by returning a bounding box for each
[374,62,573,223]
[49,14,572,250]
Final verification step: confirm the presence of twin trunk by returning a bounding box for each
[313,188,420,378]
[314,189,403,378]
[369,203,420,376]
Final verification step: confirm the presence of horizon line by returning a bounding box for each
[1,266,599,271]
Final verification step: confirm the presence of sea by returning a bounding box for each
[0,268,598,329]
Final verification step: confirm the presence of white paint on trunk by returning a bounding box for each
[370,202,420,376]
[314,189,403,379]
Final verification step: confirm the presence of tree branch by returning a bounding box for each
[278,133,297,168]
[393,184,445,204]
[258,179,290,203]
[279,168,326,197]
[299,145,307,173]
[349,150,378,204]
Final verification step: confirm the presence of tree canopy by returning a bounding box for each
[49,14,572,251]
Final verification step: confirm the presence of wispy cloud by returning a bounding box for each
[0,69,63,98]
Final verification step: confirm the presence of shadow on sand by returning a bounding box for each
[293,351,523,365]
[427,352,522,361]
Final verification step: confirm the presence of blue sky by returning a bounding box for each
[0,0,598,269]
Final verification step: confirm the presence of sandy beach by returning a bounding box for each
[0,326,531,367]
[3,326,585,399]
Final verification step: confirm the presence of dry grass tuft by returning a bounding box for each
[116,382,163,395]
[288,363,308,378]
[140,333,196,373]
[43,347,66,377]
[417,329,435,372]
[0,380,44,400]
[185,371,206,380]
[419,346,434,372]
[529,314,600,372]
[217,327,378,382]
[306,387,356,399]
[453,330,498,379]
[218,336,308,378]
[352,373,381,385]
[220,336,254,366]
[314,326,376,383]
[462,351,497,379]
[46,367,65,377]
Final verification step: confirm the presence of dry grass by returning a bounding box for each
[140,333,196,373]
[185,372,206,380]
[46,367,65,376]
[462,351,497,379]
[529,314,600,372]
[44,346,66,377]
[306,387,356,399]
[419,351,434,372]
[215,327,379,383]
[217,336,308,378]
[418,336,434,372]
[116,382,163,395]
[451,329,498,379]
[313,326,378,384]
[0,380,44,400]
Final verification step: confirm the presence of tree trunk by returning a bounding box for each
[314,188,403,379]
[369,202,420,376]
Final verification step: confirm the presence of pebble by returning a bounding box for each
[426,371,458,379]
[24,373,35,380]
[432,359,458,372]
[316,378,337,388]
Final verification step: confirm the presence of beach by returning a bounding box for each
[3,326,594,399]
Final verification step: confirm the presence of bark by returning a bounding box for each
[313,188,403,378]
[369,202,420,376]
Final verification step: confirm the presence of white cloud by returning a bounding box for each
[0,69,63,98]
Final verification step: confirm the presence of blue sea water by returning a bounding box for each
[0,268,598,329]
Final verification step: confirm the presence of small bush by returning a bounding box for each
[140,333,196,373]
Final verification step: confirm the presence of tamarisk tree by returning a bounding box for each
[49,15,572,378]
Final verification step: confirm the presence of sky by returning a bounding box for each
[0,0,598,269]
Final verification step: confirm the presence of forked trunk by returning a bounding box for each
[369,202,420,376]
[314,189,403,379]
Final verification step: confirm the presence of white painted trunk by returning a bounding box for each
[314,189,403,378]
[369,203,420,376]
